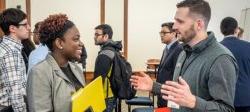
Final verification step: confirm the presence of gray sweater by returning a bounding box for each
[152,32,237,112]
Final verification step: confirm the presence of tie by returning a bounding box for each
[160,46,169,65]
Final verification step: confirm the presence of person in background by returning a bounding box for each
[236,27,244,39]
[32,21,42,46]
[28,21,49,71]
[93,24,122,112]
[138,22,183,108]
[80,44,87,70]
[27,14,85,112]
[0,8,30,112]
[131,0,237,111]
[156,22,183,107]
[220,17,250,112]
[21,37,36,73]
[80,44,87,78]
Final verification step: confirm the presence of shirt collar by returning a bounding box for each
[2,36,23,51]
[166,38,177,49]
[225,35,235,38]
[183,32,216,53]
[223,35,237,41]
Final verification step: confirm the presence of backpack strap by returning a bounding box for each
[100,46,118,98]
[99,49,115,60]
[105,65,113,98]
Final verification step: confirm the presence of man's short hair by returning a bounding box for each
[0,8,27,35]
[95,24,113,39]
[161,22,174,32]
[177,0,211,29]
[220,17,238,36]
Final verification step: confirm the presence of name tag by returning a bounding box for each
[167,96,180,109]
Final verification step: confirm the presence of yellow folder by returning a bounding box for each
[72,76,106,112]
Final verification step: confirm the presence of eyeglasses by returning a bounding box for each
[94,33,104,37]
[18,23,29,28]
[159,31,172,35]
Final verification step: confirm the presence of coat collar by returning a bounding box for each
[46,54,85,86]
[183,32,216,54]
[223,36,238,41]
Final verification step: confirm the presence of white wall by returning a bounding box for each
[128,0,178,71]
[247,0,250,8]
[5,0,250,71]
[128,0,250,71]
[106,0,124,42]
[207,0,250,41]
[6,0,26,12]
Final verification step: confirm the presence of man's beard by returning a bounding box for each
[94,39,105,45]
[179,24,196,44]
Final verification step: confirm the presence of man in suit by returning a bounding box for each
[156,22,183,107]
[220,17,250,112]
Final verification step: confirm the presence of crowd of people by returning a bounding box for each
[1,0,250,112]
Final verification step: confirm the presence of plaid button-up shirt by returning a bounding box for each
[0,36,27,112]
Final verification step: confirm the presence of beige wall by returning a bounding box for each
[208,0,249,40]
[128,0,250,71]
[5,0,250,71]
[105,0,124,43]
[239,8,250,41]
[6,0,26,12]
[128,0,178,71]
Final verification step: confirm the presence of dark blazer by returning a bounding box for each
[221,36,250,107]
[156,41,183,107]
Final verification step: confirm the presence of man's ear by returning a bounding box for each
[9,25,16,34]
[103,34,109,40]
[55,38,64,49]
[196,19,204,31]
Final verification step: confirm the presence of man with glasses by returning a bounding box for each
[0,8,30,112]
[93,24,122,112]
[132,22,183,111]
[155,22,183,107]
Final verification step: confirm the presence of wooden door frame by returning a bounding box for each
[0,0,5,12]
[26,0,31,26]
[100,0,105,24]
[0,0,6,37]
[100,0,128,59]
